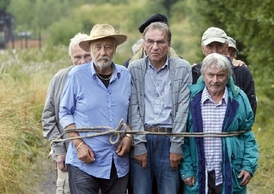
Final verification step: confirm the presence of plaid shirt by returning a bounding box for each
[201,87,228,186]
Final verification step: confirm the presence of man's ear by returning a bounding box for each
[201,45,205,55]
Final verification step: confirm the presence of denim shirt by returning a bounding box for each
[59,62,131,179]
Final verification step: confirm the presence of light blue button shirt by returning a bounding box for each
[59,62,131,179]
[144,58,172,128]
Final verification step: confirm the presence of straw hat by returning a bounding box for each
[79,24,127,52]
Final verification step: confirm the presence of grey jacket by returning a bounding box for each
[128,56,192,156]
[41,66,72,161]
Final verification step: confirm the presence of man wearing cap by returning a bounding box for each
[226,36,238,60]
[123,13,180,68]
[192,27,257,116]
[226,36,247,66]
[128,21,192,194]
[59,24,132,194]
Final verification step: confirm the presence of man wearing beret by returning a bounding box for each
[123,13,180,68]
[128,20,192,194]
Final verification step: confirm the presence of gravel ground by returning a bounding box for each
[32,156,57,194]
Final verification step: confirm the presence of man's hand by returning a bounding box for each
[134,153,148,168]
[183,176,195,186]
[232,59,246,67]
[65,124,95,164]
[170,152,182,170]
[116,136,132,156]
[238,170,252,185]
[76,142,95,164]
[56,154,67,172]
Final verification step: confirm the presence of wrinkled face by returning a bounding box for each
[144,28,170,64]
[226,47,237,60]
[90,37,116,69]
[201,42,228,56]
[71,44,91,66]
[203,64,229,96]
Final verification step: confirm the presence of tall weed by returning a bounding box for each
[248,96,274,193]
[0,46,68,193]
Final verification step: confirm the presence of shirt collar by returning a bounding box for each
[147,55,169,71]
[201,86,228,105]
[90,62,119,80]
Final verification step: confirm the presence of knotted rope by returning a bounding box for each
[52,119,250,145]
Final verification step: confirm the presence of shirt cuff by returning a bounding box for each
[52,142,67,156]
[170,142,183,155]
[133,142,147,156]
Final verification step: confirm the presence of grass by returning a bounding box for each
[247,96,274,194]
[0,73,41,193]
[0,46,68,194]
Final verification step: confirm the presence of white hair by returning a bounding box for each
[131,39,145,54]
[68,33,90,57]
[201,53,232,77]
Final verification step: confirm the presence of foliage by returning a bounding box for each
[0,0,10,10]
[91,0,130,4]
[0,56,44,193]
[0,46,69,193]
[191,0,274,98]
[249,95,274,193]
[7,0,86,37]
[5,0,199,63]
[47,18,83,46]
[159,0,180,18]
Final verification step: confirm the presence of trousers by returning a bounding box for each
[130,135,180,194]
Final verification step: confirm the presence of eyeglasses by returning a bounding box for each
[145,39,167,46]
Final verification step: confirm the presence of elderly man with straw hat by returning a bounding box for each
[59,24,132,194]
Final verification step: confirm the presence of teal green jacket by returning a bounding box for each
[180,77,258,194]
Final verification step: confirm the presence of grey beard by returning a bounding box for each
[94,61,112,70]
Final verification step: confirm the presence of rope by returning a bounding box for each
[52,119,250,145]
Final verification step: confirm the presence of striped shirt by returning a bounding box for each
[201,87,228,186]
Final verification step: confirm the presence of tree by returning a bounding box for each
[191,0,274,98]
[0,0,11,10]
[161,0,180,18]
[7,0,87,36]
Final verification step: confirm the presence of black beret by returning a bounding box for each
[138,13,168,33]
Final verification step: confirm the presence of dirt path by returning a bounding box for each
[31,153,57,194]
[38,159,57,194]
